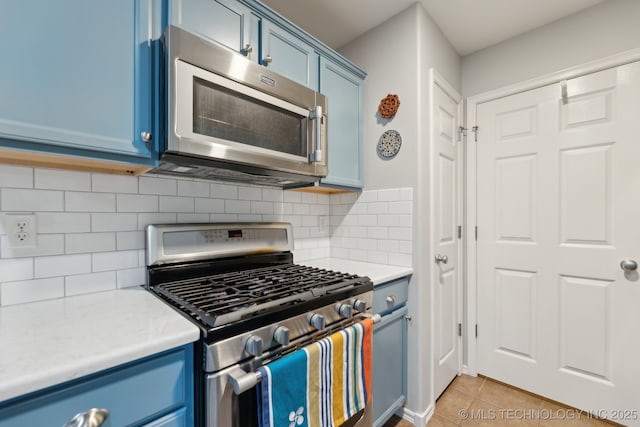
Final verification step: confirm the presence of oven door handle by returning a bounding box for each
[228,367,262,395]
[227,313,383,395]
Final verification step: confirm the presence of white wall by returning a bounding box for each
[340,2,461,422]
[462,0,640,96]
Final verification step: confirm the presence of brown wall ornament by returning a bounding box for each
[377,94,400,119]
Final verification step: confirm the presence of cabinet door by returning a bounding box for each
[319,58,364,189]
[0,346,193,427]
[261,20,319,89]
[0,0,156,164]
[372,306,407,427]
[170,0,259,62]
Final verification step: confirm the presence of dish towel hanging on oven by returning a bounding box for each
[257,318,373,427]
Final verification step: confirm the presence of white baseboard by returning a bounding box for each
[400,403,434,427]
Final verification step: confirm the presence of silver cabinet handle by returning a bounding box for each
[620,259,638,272]
[385,295,396,304]
[309,106,324,162]
[63,408,110,427]
[435,254,448,264]
[263,55,273,65]
[241,44,253,56]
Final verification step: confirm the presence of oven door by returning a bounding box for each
[206,364,371,427]
[170,59,327,178]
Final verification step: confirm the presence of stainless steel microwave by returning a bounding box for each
[151,26,328,188]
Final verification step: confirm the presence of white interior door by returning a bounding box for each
[432,77,462,399]
[476,61,640,424]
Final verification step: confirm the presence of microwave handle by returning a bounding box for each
[309,106,324,163]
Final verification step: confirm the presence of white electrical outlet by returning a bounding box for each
[6,214,37,248]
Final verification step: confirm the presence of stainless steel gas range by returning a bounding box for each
[145,223,376,427]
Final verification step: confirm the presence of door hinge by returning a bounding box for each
[457,225,462,239]
[457,126,467,142]
[475,324,478,338]
[474,226,478,240]
[458,323,462,337]
[471,126,479,142]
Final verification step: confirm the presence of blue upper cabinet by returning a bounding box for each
[169,0,260,62]
[0,0,159,174]
[261,20,319,89]
[318,57,364,189]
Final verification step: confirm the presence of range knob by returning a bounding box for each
[352,299,368,312]
[273,326,290,346]
[307,313,326,330]
[335,303,353,318]
[244,336,263,357]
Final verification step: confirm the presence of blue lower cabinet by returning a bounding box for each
[0,345,194,427]
[372,277,409,427]
[0,0,160,172]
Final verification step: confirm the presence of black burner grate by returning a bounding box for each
[153,264,364,328]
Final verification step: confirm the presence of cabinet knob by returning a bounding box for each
[435,254,448,264]
[241,44,253,56]
[385,295,396,304]
[140,131,153,143]
[63,408,110,427]
[263,55,273,65]
[404,315,412,321]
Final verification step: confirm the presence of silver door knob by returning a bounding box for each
[241,44,253,56]
[620,259,638,272]
[435,254,448,264]
[263,55,272,65]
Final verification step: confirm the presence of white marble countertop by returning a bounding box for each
[301,258,413,285]
[0,287,200,403]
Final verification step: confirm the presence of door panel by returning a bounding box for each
[476,62,640,425]
[432,81,461,399]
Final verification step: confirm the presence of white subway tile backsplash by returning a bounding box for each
[238,186,262,201]
[1,277,64,306]
[159,196,194,213]
[225,200,250,214]
[283,191,301,203]
[262,189,282,202]
[117,194,158,212]
[139,176,177,195]
[195,198,225,213]
[137,213,177,230]
[66,233,116,254]
[1,234,65,259]
[367,202,388,215]
[0,165,412,305]
[177,213,210,223]
[178,180,210,198]
[211,213,238,222]
[378,189,400,201]
[0,258,33,282]
[66,192,115,212]
[35,254,91,278]
[250,201,274,215]
[91,174,138,194]
[38,213,91,234]
[116,231,145,251]
[116,267,146,288]
[65,271,116,296]
[211,183,237,199]
[34,169,90,191]
[389,201,412,215]
[92,213,137,232]
[0,165,33,188]
[2,188,64,212]
[92,250,139,272]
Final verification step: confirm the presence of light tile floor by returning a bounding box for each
[382,375,623,427]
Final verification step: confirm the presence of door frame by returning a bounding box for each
[429,68,464,395]
[464,48,640,375]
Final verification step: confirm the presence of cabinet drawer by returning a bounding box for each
[372,277,409,315]
[0,346,192,427]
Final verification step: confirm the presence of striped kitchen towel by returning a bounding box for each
[257,318,373,427]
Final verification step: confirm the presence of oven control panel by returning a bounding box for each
[146,223,294,265]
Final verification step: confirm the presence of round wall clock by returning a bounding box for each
[377,130,402,159]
